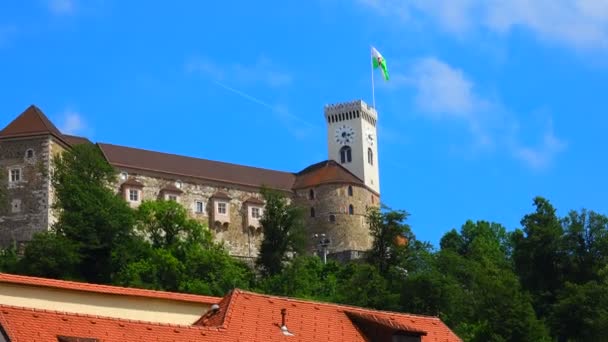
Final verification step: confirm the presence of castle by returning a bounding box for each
[0,100,380,261]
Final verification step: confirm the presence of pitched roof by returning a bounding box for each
[0,105,63,140]
[210,191,231,200]
[0,273,219,305]
[0,273,461,342]
[98,143,297,191]
[120,178,144,188]
[160,184,183,194]
[63,134,92,145]
[293,160,365,189]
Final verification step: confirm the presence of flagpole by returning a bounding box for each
[370,46,376,109]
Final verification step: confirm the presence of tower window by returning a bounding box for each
[309,189,315,200]
[310,207,316,217]
[329,214,336,223]
[348,205,354,215]
[368,148,374,165]
[348,186,353,196]
[9,168,21,183]
[340,146,352,164]
[25,149,34,158]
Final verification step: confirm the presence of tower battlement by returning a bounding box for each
[324,100,377,119]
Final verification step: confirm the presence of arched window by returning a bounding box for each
[309,189,315,200]
[329,214,336,223]
[367,148,373,165]
[348,204,354,215]
[310,207,316,217]
[25,149,34,159]
[347,186,353,196]
[340,146,352,164]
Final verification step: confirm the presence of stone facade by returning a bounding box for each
[0,136,52,247]
[114,170,269,259]
[295,183,378,255]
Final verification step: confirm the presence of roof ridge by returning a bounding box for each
[30,105,62,136]
[98,142,296,176]
[0,303,228,330]
[231,289,442,320]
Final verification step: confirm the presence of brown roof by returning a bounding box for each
[210,191,231,200]
[63,134,92,145]
[0,105,63,140]
[98,143,296,191]
[160,184,183,194]
[293,160,365,189]
[120,178,144,188]
[244,196,265,205]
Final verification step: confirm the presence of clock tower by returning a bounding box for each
[324,100,380,194]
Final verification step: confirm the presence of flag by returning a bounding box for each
[371,47,389,81]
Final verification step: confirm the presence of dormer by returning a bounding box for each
[121,178,144,207]
[160,183,183,202]
[243,197,264,229]
[211,191,231,224]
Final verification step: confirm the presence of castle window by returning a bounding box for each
[340,146,352,164]
[367,148,374,165]
[175,180,183,189]
[217,202,227,214]
[348,186,353,196]
[195,201,205,214]
[9,168,21,183]
[251,207,261,219]
[309,189,315,200]
[310,207,316,217]
[25,149,34,159]
[329,214,336,223]
[120,172,128,181]
[349,204,354,215]
[128,189,139,202]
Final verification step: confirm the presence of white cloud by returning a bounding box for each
[48,0,76,15]
[60,110,86,135]
[187,56,293,88]
[358,0,608,51]
[400,56,565,168]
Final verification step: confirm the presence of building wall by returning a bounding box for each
[115,171,267,259]
[0,136,51,248]
[295,183,379,254]
[0,282,210,325]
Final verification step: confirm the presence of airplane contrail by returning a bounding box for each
[212,80,318,129]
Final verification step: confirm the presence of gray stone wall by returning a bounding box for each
[114,171,267,259]
[294,183,379,255]
[0,136,51,248]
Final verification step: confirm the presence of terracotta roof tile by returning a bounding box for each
[293,160,365,189]
[210,191,231,200]
[0,105,63,139]
[0,273,219,305]
[160,184,183,194]
[244,197,265,205]
[63,134,92,145]
[120,178,144,188]
[98,142,296,191]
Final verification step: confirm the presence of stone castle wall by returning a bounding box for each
[114,170,269,259]
[295,183,379,255]
[0,136,51,248]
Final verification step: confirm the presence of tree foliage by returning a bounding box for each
[255,188,306,276]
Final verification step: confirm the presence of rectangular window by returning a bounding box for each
[217,202,227,214]
[251,207,261,219]
[9,168,21,183]
[196,201,205,214]
[168,195,178,201]
[128,189,139,202]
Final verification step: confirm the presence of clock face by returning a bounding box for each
[335,125,355,145]
[366,128,375,146]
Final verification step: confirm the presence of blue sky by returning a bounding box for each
[1,0,607,247]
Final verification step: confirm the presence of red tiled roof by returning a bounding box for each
[0,105,63,139]
[98,142,297,191]
[160,184,183,194]
[63,134,92,145]
[293,160,365,189]
[120,178,144,188]
[210,191,231,200]
[0,273,219,305]
[0,284,461,342]
[244,197,265,205]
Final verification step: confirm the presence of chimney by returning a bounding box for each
[280,308,294,336]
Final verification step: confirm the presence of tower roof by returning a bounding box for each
[0,105,64,139]
[293,160,366,189]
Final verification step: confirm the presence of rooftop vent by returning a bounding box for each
[280,308,295,337]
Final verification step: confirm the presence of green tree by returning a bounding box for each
[256,188,306,276]
[116,200,253,296]
[50,143,136,283]
[17,231,80,279]
[366,206,413,274]
[512,197,565,319]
